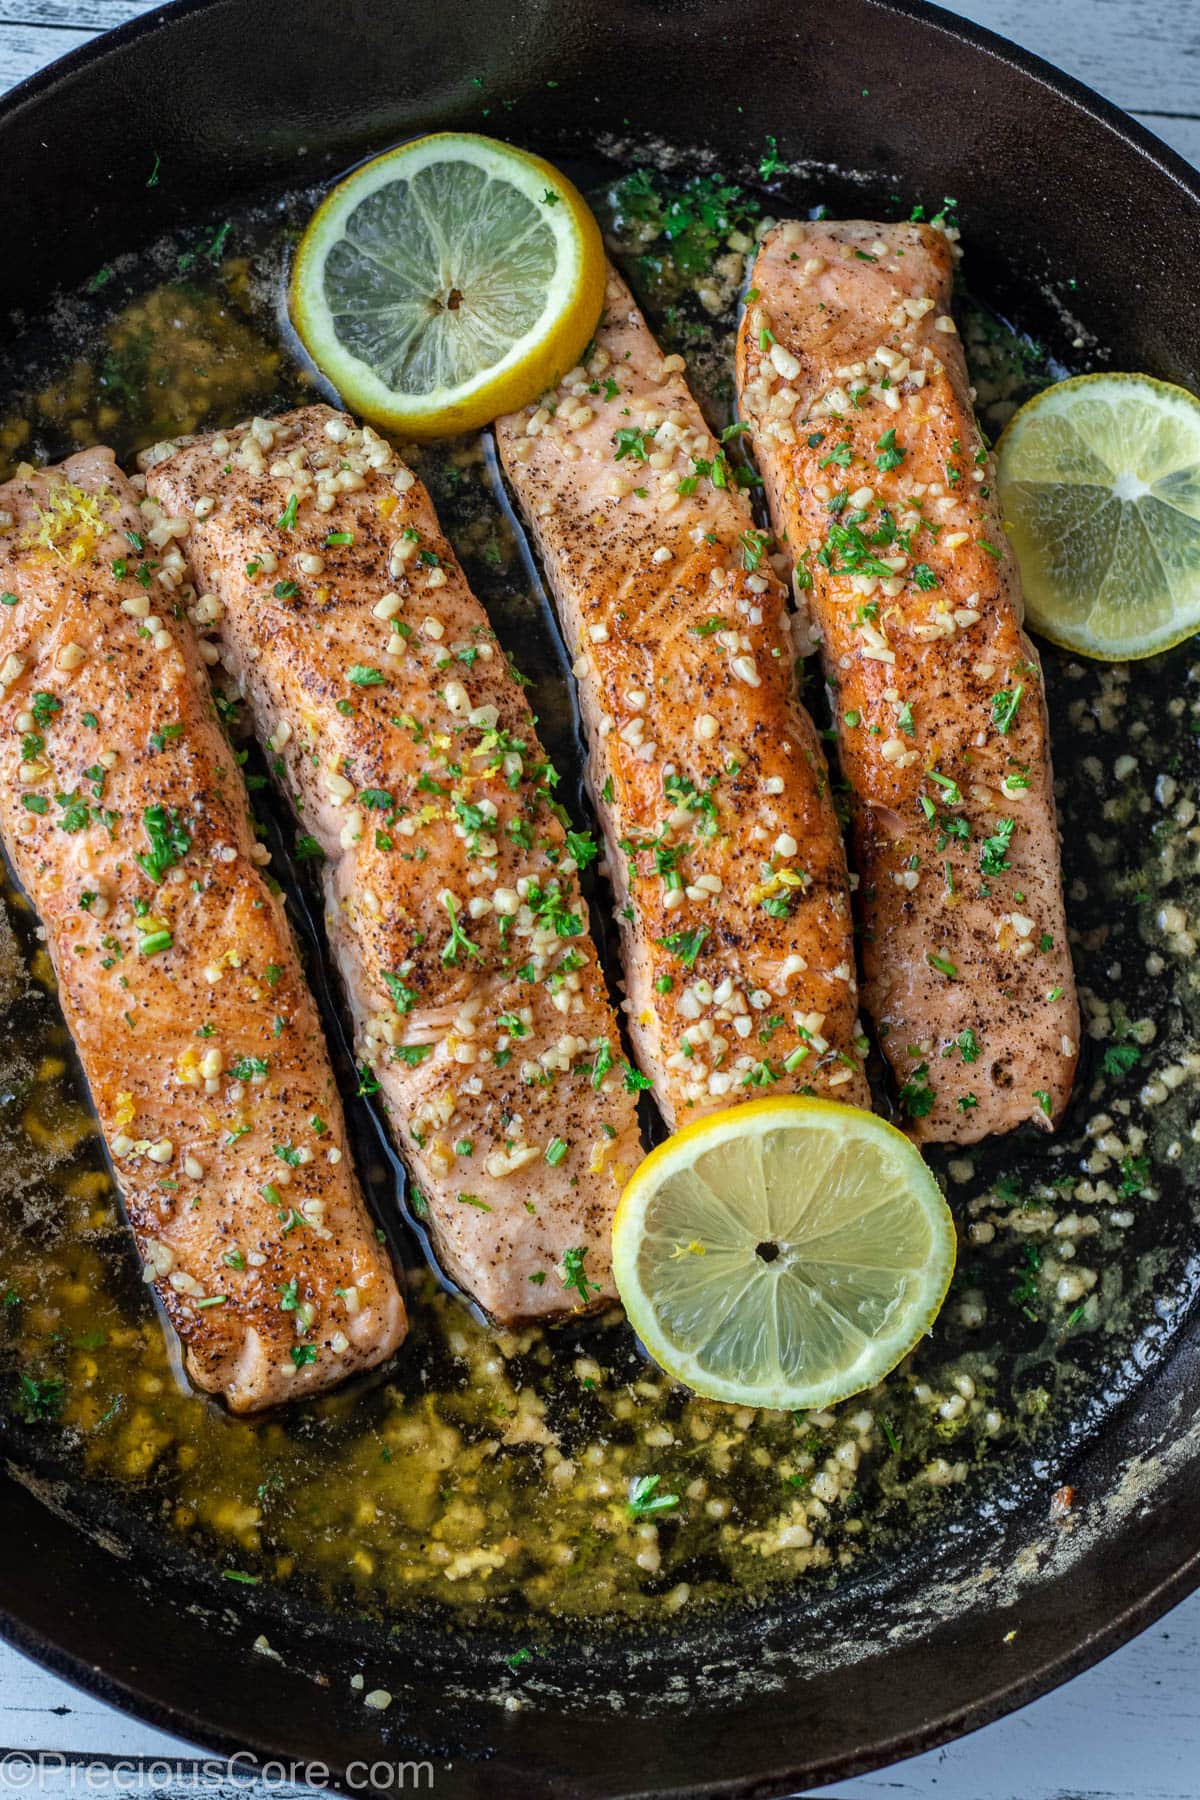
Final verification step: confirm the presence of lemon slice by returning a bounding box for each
[290,132,606,439]
[611,1098,956,1411]
[996,372,1200,659]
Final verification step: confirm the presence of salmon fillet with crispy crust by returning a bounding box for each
[737,219,1079,1142]
[0,448,405,1411]
[144,406,643,1324]
[494,266,867,1125]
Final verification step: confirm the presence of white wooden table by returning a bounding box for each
[1,3,1198,1796]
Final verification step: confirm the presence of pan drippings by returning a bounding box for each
[0,160,1196,1628]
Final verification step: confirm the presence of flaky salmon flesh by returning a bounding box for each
[737,220,1080,1143]
[0,449,406,1411]
[144,407,643,1324]
[495,266,869,1126]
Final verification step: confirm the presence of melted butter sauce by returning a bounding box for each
[0,162,1197,1630]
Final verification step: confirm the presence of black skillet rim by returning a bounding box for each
[1,0,1200,1792]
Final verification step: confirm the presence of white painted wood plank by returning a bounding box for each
[0,1645,199,1760]
[1,0,1198,122]
[948,0,1200,115]
[0,15,1194,173]
[0,20,94,87]
[0,1644,313,1797]
[818,1596,1200,1798]
[1,1,149,25]
[0,5,1197,1800]
[1131,112,1200,167]
[4,1593,1200,1795]
[0,3,148,92]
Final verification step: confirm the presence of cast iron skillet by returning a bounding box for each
[3,1,1200,1793]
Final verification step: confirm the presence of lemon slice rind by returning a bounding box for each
[997,372,1200,661]
[290,132,605,438]
[611,1098,956,1412]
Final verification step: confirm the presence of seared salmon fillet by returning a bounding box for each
[0,449,405,1411]
[144,406,642,1323]
[737,220,1079,1142]
[495,267,867,1125]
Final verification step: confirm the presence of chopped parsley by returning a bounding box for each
[591,1042,613,1089]
[758,134,783,180]
[383,971,418,1014]
[818,518,894,581]
[627,1473,680,1518]
[230,1056,268,1081]
[738,528,771,572]
[441,894,483,966]
[613,426,655,462]
[561,1246,599,1303]
[1102,1042,1141,1079]
[1011,1244,1041,1317]
[991,685,1024,734]
[897,1061,935,1119]
[135,804,191,883]
[875,428,906,473]
[14,1374,65,1423]
[979,817,1015,877]
[607,167,761,279]
[926,769,963,807]
[658,925,708,968]
[566,829,598,869]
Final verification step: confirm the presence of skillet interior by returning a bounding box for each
[3,0,1200,1792]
